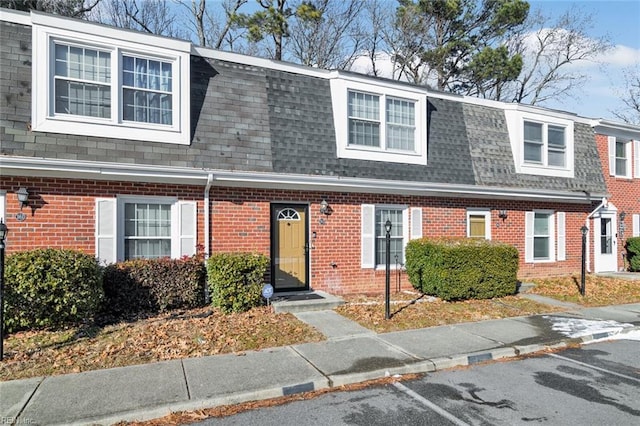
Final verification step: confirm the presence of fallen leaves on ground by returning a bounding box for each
[0,307,324,381]
[336,292,566,334]
[529,275,640,307]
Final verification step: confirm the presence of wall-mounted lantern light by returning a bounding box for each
[620,211,626,222]
[498,210,508,220]
[319,199,331,215]
[16,188,29,210]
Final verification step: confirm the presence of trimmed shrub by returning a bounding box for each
[627,237,640,272]
[5,248,103,333]
[405,237,519,301]
[207,252,269,314]
[102,255,206,316]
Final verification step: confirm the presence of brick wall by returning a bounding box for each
[595,133,640,270]
[1,176,597,295]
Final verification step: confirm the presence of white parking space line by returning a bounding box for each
[393,382,471,426]
[548,353,640,383]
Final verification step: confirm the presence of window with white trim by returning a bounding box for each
[33,17,190,145]
[331,79,427,165]
[466,209,491,240]
[525,210,564,263]
[95,196,196,264]
[504,109,574,178]
[608,136,632,178]
[360,204,410,268]
[375,207,404,265]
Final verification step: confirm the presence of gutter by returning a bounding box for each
[0,156,605,203]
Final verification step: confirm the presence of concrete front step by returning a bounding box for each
[270,290,344,313]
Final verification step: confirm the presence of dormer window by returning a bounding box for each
[32,14,190,145]
[331,78,427,165]
[523,121,566,167]
[504,109,574,178]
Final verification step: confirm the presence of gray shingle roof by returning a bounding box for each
[0,19,606,195]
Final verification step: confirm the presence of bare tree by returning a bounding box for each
[287,0,366,69]
[0,0,100,17]
[90,0,180,37]
[496,7,611,105]
[613,66,640,124]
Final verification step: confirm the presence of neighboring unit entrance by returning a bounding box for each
[271,204,309,291]
[593,208,618,272]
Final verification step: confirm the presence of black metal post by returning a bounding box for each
[580,225,588,297]
[385,220,391,320]
[0,233,5,360]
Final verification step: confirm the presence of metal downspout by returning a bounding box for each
[204,173,213,259]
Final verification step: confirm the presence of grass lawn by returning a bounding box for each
[2,276,638,382]
[529,274,640,307]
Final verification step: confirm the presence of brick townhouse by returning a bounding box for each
[0,8,638,296]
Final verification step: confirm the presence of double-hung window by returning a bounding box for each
[375,207,404,265]
[504,109,574,178]
[361,204,414,268]
[348,90,416,152]
[525,211,565,262]
[33,16,190,144]
[95,196,197,264]
[331,78,427,165]
[523,121,566,167]
[608,136,633,178]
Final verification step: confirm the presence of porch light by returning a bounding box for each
[620,211,626,221]
[319,199,330,215]
[16,188,29,210]
[498,209,508,220]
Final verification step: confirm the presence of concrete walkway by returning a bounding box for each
[2,298,640,426]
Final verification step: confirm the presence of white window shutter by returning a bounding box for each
[178,201,197,257]
[633,214,639,237]
[557,212,566,261]
[634,140,640,178]
[410,207,422,240]
[95,198,117,265]
[525,212,534,263]
[361,204,375,268]
[608,136,616,176]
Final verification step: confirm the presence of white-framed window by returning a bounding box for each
[608,136,633,178]
[525,210,565,263]
[331,78,427,165]
[361,204,411,268]
[504,109,574,178]
[95,196,196,264]
[32,15,190,145]
[466,209,491,240]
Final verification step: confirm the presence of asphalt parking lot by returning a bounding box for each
[199,338,640,425]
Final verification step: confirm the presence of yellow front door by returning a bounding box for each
[273,205,308,290]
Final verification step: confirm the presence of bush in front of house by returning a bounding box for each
[206,252,270,314]
[627,237,640,272]
[4,248,104,333]
[102,255,207,316]
[405,237,519,301]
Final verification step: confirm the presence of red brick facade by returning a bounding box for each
[594,133,640,271]
[1,176,599,295]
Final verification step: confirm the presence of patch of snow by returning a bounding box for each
[543,315,634,339]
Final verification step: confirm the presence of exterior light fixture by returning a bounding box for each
[498,210,508,220]
[16,188,29,210]
[384,219,392,320]
[319,199,330,215]
[620,211,626,221]
[0,218,7,360]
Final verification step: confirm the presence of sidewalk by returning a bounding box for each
[2,297,640,426]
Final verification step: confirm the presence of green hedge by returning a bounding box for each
[5,248,104,333]
[405,237,519,301]
[627,237,640,272]
[102,255,206,316]
[207,252,269,314]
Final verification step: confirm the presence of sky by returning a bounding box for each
[528,0,640,120]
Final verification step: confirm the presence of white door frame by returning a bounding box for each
[593,204,618,273]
